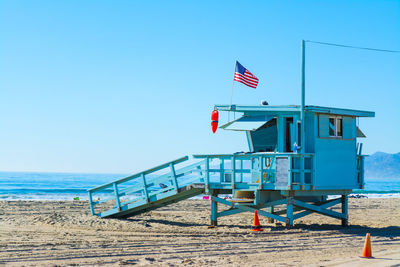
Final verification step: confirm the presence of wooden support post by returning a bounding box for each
[113,183,121,211]
[205,157,210,193]
[210,190,218,226]
[219,159,224,183]
[231,156,236,189]
[267,206,274,223]
[88,191,95,215]
[286,195,294,228]
[341,195,348,226]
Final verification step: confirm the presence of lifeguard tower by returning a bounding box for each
[87,103,374,228]
[88,41,375,227]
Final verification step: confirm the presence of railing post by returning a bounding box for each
[231,155,236,189]
[113,183,121,210]
[205,156,210,193]
[239,159,243,182]
[88,191,95,215]
[272,156,276,183]
[169,163,179,191]
[259,155,263,189]
[300,154,305,188]
[141,173,149,202]
[288,156,292,189]
[219,159,224,183]
[312,155,316,189]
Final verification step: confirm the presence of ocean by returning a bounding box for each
[0,171,399,200]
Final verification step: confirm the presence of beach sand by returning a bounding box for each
[0,198,399,266]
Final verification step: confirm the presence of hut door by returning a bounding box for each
[285,118,293,152]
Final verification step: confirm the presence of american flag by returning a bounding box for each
[233,61,259,89]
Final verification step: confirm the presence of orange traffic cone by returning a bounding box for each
[361,233,373,258]
[251,211,263,232]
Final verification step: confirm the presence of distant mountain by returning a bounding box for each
[364,152,400,180]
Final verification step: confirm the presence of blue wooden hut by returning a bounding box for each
[88,103,374,228]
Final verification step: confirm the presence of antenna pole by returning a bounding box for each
[300,40,306,154]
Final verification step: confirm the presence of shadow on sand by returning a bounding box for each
[124,217,400,238]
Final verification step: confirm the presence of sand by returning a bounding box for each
[0,198,399,266]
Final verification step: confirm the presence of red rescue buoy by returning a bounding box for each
[211,109,219,133]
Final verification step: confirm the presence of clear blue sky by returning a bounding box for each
[0,1,399,173]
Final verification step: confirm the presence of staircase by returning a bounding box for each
[88,156,205,218]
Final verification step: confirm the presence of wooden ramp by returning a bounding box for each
[88,156,205,219]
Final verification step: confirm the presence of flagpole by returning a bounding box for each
[229,61,237,121]
[230,61,236,107]
[230,79,235,107]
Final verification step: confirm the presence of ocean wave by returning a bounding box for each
[0,188,114,194]
[0,193,90,201]
[352,189,400,194]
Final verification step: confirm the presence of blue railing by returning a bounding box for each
[88,156,205,216]
[193,152,314,191]
[88,153,315,217]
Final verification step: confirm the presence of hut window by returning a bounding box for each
[329,116,343,137]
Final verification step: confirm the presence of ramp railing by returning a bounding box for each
[88,156,205,217]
